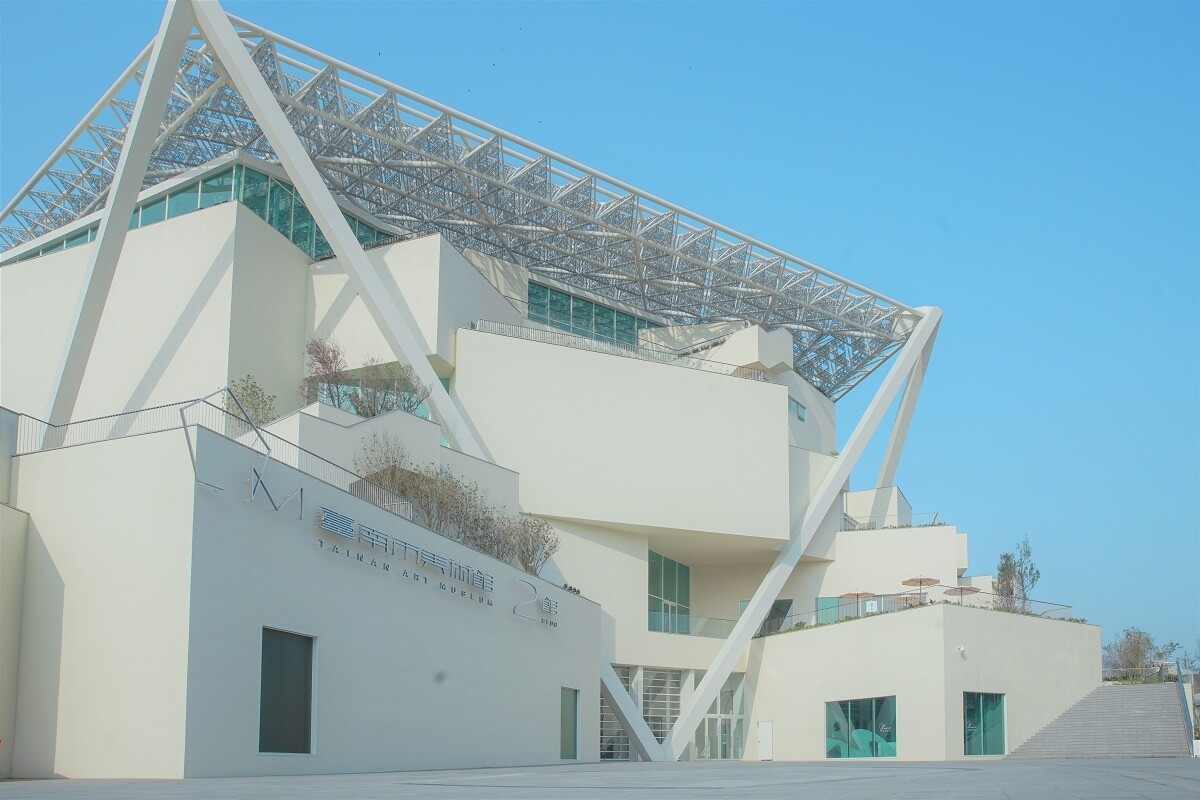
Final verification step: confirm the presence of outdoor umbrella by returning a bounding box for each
[839,590,876,617]
[944,585,981,605]
[901,576,939,604]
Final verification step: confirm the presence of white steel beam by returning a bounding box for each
[876,327,937,489]
[43,1,195,425]
[599,658,663,761]
[659,307,942,761]
[189,0,488,459]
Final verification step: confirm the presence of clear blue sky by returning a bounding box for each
[2,2,1197,652]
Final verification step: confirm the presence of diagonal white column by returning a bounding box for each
[599,657,664,761]
[189,0,488,459]
[43,0,195,425]
[659,307,942,761]
[876,327,938,489]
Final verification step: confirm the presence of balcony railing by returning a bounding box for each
[841,512,944,531]
[470,319,766,382]
[648,611,737,639]
[763,585,1074,636]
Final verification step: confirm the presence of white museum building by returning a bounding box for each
[0,0,1105,780]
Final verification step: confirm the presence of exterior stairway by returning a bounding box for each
[1009,684,1193,758]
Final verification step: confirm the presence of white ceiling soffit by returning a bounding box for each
[0,12,924,400]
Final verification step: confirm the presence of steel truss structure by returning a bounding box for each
[0,11,920,398]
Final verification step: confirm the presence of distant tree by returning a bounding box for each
[1103,628,1182,681]
[993,536,1040,612]
[301,337,351,409]
[226,375,276,426]
[993,552,1018,611]
[1012,536,1041,611]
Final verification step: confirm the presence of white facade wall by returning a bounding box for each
[9,434,197,779]
[454,329,791,541]
[183,429,599,776]
[0,503,29,779]
[744,604,1100,761]
[0,203,313,422]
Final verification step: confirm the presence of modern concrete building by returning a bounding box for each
[0,0,1108,780]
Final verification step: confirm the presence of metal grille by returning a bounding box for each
[600,666,632,760]
[642,669,683,744]
[0,11,921,399]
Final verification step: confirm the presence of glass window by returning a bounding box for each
[140,196,166,226]
[64,229,89,249]
[662,557,677,602]
[548,289,571,331]
[268,179,294,239]
[789,397,807,422]
[964,692,1005,755]
[593,305,615,341]
[649,551,663,597]
[313,227,332,260]
[239,167,270,219]
[129,207,141,229]
[528,282,549,323]
[259,628,313,754]
[560,687,579,759]
[41,239,64,254]
[677,563,690,608]
[615,312,636,345]
[570,297,594,337]
[356,221,376,245]
[200,169,234,208]
[816,596,839,624]
[825,696,895,758]
[291,196,315,256]
[167,183,199,218]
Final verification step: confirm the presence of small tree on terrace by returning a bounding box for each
[301,337,351,409]
[993,536,1040,612]
[1103,628,1181,680]
[351,358,433,418]
[226,375,276,426]
[516,515,560,575]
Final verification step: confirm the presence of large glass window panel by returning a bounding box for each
[129,207,141,229]
[649,551,662,597]
[140,196,166,226]
[65,229,89,249]
[259,628,313,754]
[239,167,270,219]
[200,168,234,208]
[291,197,315,256]
[356,222,376,245]
[615,312,636,345]
[528,282,549,323]
[167,183,199,218]
[964,692,1004,755]
[42,239,64,254]
[662,557,677,602]
[548,289,571,331]
[817,596,839,625]
[825,702,850,758]
[560,687,579,759]
[874,696,897,756]
[313,228,332,260]
[570,297,594,336]
[677,564,690,608]
[268,179,294,239]
[593,305,615,341]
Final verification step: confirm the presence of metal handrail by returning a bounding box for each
[470,319,766,381]
[1176,659,1195,744]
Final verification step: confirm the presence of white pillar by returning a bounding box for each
[600,658,662,761]
[876,328,937,489]
[43,0,195,425]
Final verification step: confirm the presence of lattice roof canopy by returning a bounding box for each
[0,13,923,399]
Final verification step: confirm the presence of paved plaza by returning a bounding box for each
[1,759,1197,800]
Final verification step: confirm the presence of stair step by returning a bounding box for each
[1008,684,1191,760]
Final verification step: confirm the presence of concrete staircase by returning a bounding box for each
[1009,684,1192,759]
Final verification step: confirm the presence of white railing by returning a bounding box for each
[841,512,943,531]
[470,319,767,381]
